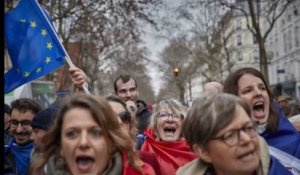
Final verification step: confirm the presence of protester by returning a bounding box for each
[289,114,300,132]
[113,74,152,134]
[106,95,138,141]
[30,108,58,157]
[177,93,292,175]
[4,98,41,175]
[141,98,198,175]
[106,94,162,175]
[4,103,12,144]
[69,67,152,135]
[31,93,155,175]
[4,103,11,131]
[277,95,292,117]
[203,81,223,93]
[223,67,300,173]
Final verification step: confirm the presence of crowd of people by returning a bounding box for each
[4,67,300,175]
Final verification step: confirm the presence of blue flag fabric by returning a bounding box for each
[5,0,65,93]
[268,156,293,175]
[261,101,300,158]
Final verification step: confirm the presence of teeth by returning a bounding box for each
[254,101,263,106]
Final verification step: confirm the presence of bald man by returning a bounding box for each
[203,82,223,93]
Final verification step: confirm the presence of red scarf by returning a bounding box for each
[141,128,198,175]
[122,152,155,175]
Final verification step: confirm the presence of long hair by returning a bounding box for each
[31,93,142,174]
[223,67,279,133]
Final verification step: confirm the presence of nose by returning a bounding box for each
[165,115,175,122]
[79,131,89,149]
[125,91,131,98]
[239,130,251,144]
[16,124,24,132]
[253,87,262,96]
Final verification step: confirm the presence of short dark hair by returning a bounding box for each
[10,98,42,115]
[113,75,137,93]
[223,67,279,133]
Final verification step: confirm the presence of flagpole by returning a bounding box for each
[33,0,91,95]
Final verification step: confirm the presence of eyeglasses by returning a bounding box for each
[119,111,131,123]
[10,119,32,128]
[157,112,183,121]
[209,122,257,147]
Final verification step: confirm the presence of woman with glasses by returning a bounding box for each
[141,98,197,175]
[30,93,155,175]
[177,93,292,175]
[106,95,162,175]
[223,67,300,173]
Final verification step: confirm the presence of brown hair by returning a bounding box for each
[183,93,251,148]
[223,67,279,133]
[31,93,142,174]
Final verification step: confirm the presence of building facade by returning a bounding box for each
[265,1,300,99]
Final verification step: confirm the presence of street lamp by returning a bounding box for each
[174,67,180,77]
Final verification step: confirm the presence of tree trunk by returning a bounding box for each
[176,82,185,105]
[258,38,269,84]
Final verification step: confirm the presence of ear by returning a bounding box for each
[192,144,212,163]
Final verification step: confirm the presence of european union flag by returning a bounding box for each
[5,0,66,94]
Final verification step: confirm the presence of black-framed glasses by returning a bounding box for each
[209,122,257,147]
[10,119,32,128]
[119,111,131,123]
[156,112,183,121]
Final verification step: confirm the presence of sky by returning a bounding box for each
[141,0,183,96]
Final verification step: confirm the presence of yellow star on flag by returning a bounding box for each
[47,42,53,50]
[30,21,37,28]
[41,29,47,37]
[24,72,30,77]
[36,67,42,73]
[45,57,51,64]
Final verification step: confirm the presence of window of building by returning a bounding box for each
[287,29,292,50]
[237,35,242,46]
[283,32,287,53]
[236,18,242,30]
[295,26,299,47]
[237,51,243,61]
[254,49,259,61]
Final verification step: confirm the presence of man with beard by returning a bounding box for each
[4,98,41,175]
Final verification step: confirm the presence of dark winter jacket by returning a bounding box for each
[136,100,152,135]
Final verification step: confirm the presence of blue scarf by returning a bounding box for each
[5,139,33,175]
[261,101,300,158]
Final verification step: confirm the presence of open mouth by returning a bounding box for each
[252,101,265,119]
[76,156,95,172]
[163,126,176,134]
